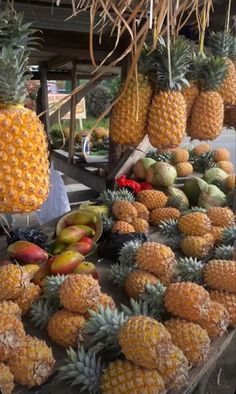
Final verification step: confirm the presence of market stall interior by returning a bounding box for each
[0,0,236,393]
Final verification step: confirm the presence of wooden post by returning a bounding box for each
[68,61,77,164]
[39,62,51,148]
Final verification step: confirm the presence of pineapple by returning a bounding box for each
[59,274,101,314]
[0,363,14,394]
[213,148,230,161]
[151,207,180,225]
[216,160,234,174]
[110,74,152,146]
[212,226,224,244]
[16,283,41,315]
[214,245,234,260]
[132,201,150,221]
[112,200,137,223]
[132,217,149,232]
[171,148,189,164]
[112,221,135,234]
[178,212,212,236]
[165,319,210,366]
[30,299,59,329]
[136,242,176,285]
[210,290,236,327]
[87,293,116,316]
[137,190,168,210]
[203,260,236,294]
[175,162,193,177]
[0,314,26,362]
[8,336,55,387]
[147,37,189,148]
[189,57,225,140]
[42,274,66,303]
[193,143,212,155]
[225,174,235,191]
[124,270,158,300]
[197,301,229,339]
[118,240,142,266]
[47,309,85,348]
[207,207,235,227]
[0,264,30,301]
[182,84,199,118]
[0,300,21,319]
[164,282,211,322]
[0,12,49,213]
[98,189,135,207]
[220,225,236,245]
[180,235,213,258]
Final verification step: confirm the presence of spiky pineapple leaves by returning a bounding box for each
[175,257,204,284]
[214,245,234,260]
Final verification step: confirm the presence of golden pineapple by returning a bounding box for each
[193,143,211,155]
[216,160,234,174]
[0,300,21,319]
[202,232,214,247]
[211,226,224,244]
[0,314,26,362]
[210,290,236,327]
[112,221,135,234]
[0,363,14,394]
[151,207,180,225]
[164,282,211,322]
[0,12,49,213]
[112,200,137,223]
[101,360,166,394]
[198,301,229,339]
[8,336,55,387]
[16,283,41,315]
[171,148,189,164]
[165,319,210,366]
[132,217,149,233]
[217,58,236,105]
[132,201,150,221]
[47,309,85,348]
[213,148,230,161]
[207,207,235,227]
[110,74,152,145]
[91,293,116,312]
[203,260,236,294]
[182,83,200,118]
[0,264,30,301]
[175,162,193,177]
[137,190,168,210]
[226,174,236,191]
[59,274,101,314]
[178,212,212,236]
[180,235,213,258]
[136,242,176,285]
[124,270,158,300]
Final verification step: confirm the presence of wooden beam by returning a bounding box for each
[68,61,77,163]
[39,62,51,148]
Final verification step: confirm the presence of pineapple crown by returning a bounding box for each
[214,245,234,260]
[158,218,181,249]
[226,191,234,209]
[198,56,227,92]
[207,30,233,58]
[118,240,142,266]
[211,179,228,193]
[109,263,136,286]
[167,195,186,211]
[146,149,171,163]
[140,281,166,320]
[121,298,151,317]
[30,299,60,329]
[185,207,207,214]
[42,274,66,303]
[190,150,216,172]
[101,214,115,232]
[57,346,102,393]
[98,189,135,207]
[175,257,204,284]
[229,36,236,60]
[220,225,236,246]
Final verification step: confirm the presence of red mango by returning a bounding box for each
[57,226,86,244]
[80,236,93,245]
[73,261,99,280]
[66,241,92,256]
[50,250,84,275]
[7,241,48,265]
[33,261,51,287]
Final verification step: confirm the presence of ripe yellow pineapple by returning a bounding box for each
[0,363,14,394]
[180,235,213,258]
[216,160,234,174]
[132,201,150,221]
[203,260,236,294]
[16,283,41,315]
[225,174,235,191]
[137,190,168,210]
[0,264,30,301]
[132,217,149,233]
[210,290,236,327]
[124,270,158,300]
[110,74,152,145]
[101,360,166,394]
[217,58,236,105]
[189,57,225,140]
[8,336,55,387]
[112,201,137,223]
[202,233,214,247]
[112,221,135,234]
[213,148,230,161]
[182,83,200,118]
[0,12,49,213]
[164,282,211,322]
[151,207,180,225]
[0,314,26,362]
[90,293,116,313]
[59,274,101,314]
[171,148,190,164]
[193,143,211,155]
[207,207,235,227]
[0,300,21,319]
[175,162,193,177]
[136,242,176,285]
[47,309,86,348]
[178,212,212,236]
[198,301,229,339]
[211,226,224,244]
[165,319,210,366]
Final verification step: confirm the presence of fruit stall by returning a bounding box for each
[0,1,236,394]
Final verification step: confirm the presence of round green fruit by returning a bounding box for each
[146,162,177,187]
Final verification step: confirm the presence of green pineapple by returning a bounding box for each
[214,245,234,260]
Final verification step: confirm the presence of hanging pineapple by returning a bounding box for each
[147,37,191,149]
[0,11,49,213]
[189,57,226,140]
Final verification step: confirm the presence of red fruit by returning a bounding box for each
[80,236,93,245]
[7,241,48,265]
[57,226,86,244]
[66,242,92,256]
[50,251,84,275]
[0,258,12,266]
[73,261,98,280]
[33,261,51,287]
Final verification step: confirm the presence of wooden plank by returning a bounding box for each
[68,61,77,163]
[39,62,51,147]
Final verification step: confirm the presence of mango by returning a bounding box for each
[75,225,95,237]
[23,264,40,276]
[57,226,86,244]
[33,261,51,287]
[52,241,66,255]
[7,241,48,265]
[65,211,97,226]
[73,261,98,280]
[66,241,92,256]
[50,251,84,275]
[80,236,93,245]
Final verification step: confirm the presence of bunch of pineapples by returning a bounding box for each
[190,144,235,175]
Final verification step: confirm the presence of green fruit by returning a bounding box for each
[57,226,86,244]
[133,158,156,179]
[76,225,95,237]
[53,241,66,255]
[167,187,189,209]
[203,168,228,184]
[80,204,109,216]
[65,211,97,226]
[198,185,226,209]
[146,162,177,187]
[184,177,208,205]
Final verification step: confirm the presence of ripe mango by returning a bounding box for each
[66,241,92,256]
[73,261,98,280]
[50,251,84,275]
[23,264,40,276]
[65,211,97,226]
[75,225,95,237]
[80,236,93,245]
[33,261,51,287]
[57,226,86,244]
[7,241,48,265]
